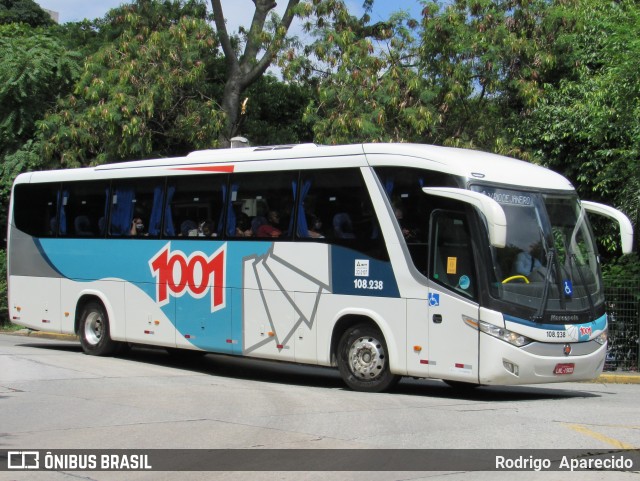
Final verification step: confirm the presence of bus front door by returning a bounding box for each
[426,286,480,384]
[427,210,480,384]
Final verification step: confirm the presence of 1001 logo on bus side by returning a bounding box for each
[149,243,226,312]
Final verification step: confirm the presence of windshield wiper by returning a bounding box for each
[566,207,597,320]
[532,249,558,323]
[570,253,596,321]
[531,207,556,322]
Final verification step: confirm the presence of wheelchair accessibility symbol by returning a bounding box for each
[563,279,573,298]
[428,293,440,307]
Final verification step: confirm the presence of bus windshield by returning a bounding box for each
[472,185,604,322]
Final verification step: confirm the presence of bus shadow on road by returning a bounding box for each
[124,344,348,389]
[18,341,83,353]
[18,341,602,401]
[121,344,605,401]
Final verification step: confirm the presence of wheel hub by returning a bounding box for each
[348,336,385,379]
[84,312,103,346]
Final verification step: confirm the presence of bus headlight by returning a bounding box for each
[594,330,607,346]
[479,321,532,347]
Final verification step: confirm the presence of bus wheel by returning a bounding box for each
[337,324,400,392]
[79,301,116,356]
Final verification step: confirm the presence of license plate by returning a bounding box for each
[554,363,575,375]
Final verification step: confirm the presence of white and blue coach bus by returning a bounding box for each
[7,143,634,392]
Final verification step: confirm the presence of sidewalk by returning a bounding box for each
[3,329,639,384]
[596,371,640,384]
[5,328,78,342]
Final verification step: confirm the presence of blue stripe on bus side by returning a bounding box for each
[34,239,400,351]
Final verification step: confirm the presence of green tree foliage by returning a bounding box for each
[297,0,574,150]
[0,24,81,230]
[286,1,433,144]
[418,0,576,152]
[0,140,43,207]
[0,23,81,155]
[40,0,226,167]
[242,75,314,146]
[517,0,639,254]
[56,20,112,57]
[602,253,640,286]
[0,0,53,27]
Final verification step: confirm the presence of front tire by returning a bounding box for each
[79,301,117,356]
[337,324,400,392]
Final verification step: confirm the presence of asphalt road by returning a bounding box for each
[1,333,638,481]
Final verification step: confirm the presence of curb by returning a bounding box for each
[2,329,78,341]
[593,373,640,384]
[2,329,639,384]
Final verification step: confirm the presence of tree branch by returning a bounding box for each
[241,0,277,70]
[211,0,238,71]
[241,0,300,88]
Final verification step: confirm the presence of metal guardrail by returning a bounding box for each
[603,278,640,372]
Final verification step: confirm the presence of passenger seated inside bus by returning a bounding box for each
[394,207,417,240]
[251,215,267,236]
[130,217,146,236]
[180,220,198,236]
[74,215,93,236]
[235,212,252,237]
[256,210,282,237]
[332,212,355,239]
[513,242,546,281]
[177,219,217,237]
[307,214,324,238]
[197,220,215,237]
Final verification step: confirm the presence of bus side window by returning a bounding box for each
[225,171,296,239]
[299,168,388,261]
[109,179,165,238]
[163,174,226,238]
[60,181,110,238]
[430,210,477,299]
[373,166,460,275]
[13,183,60,237]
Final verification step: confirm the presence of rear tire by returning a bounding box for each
[79,301,117,356]
[337,324,400,392]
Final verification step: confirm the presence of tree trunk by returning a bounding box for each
[211,0,300,147]
[219,70,243,147]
